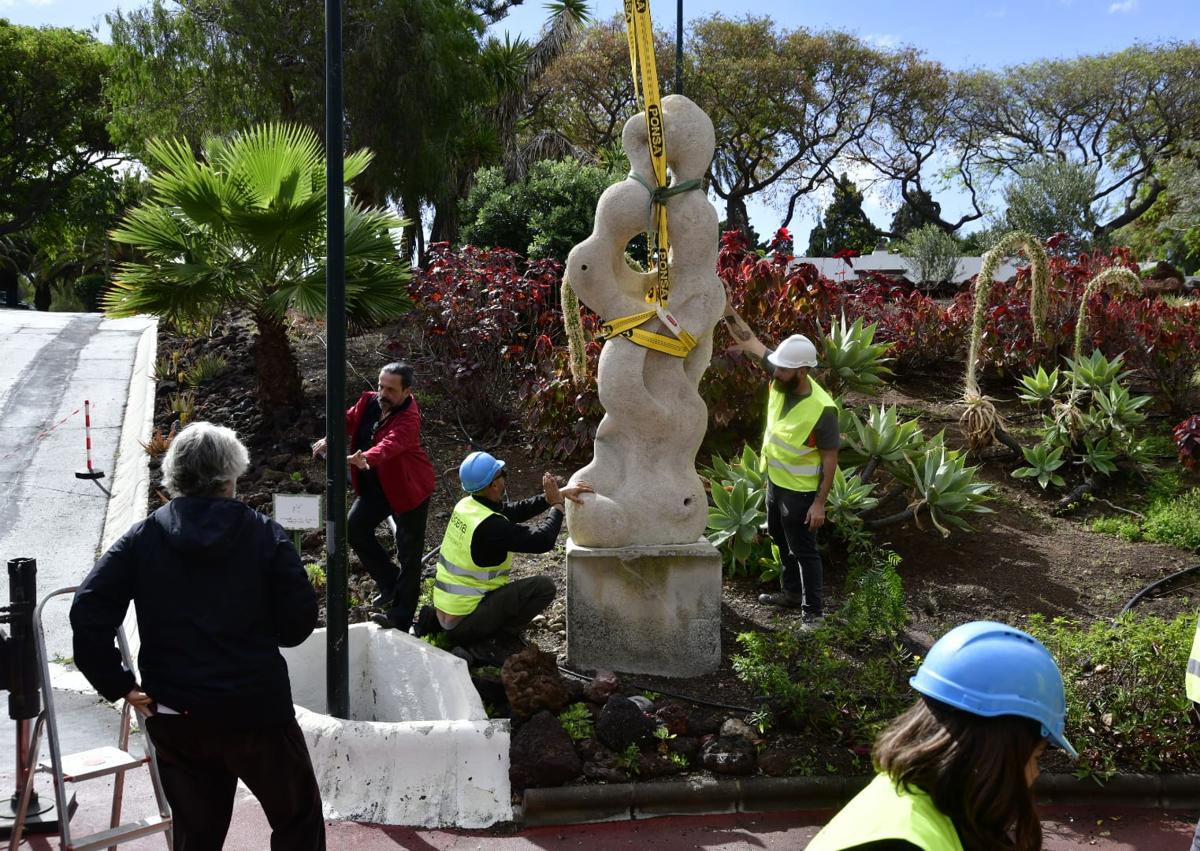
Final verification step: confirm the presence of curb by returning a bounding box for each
[520,773,1200,827]
[98,320,158,553]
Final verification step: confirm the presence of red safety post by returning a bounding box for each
[75,399,106,482]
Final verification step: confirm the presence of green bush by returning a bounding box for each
[459,159,621,261]
[731,623,914,750]
[1026,612,1200,779]
[895,223,961,289]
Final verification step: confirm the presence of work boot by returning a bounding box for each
[758,591,804,609]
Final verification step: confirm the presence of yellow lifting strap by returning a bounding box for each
[595,0,697,359]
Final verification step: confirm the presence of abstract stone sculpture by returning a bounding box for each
[564,94,725,547]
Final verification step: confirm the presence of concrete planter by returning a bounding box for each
[282,623,512,828]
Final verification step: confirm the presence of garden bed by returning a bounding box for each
[144,303,1200,789]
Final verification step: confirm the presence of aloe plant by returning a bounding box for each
[820,314,894,397]
[1012,444,1068,489]
[1090,382,1151,432]
[1081,437,1119,476]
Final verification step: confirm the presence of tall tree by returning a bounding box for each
[966,43,1200,241]
[1001,159,1100,252]
[0,22,114,241]
[806,173,882,256]
[887,188,946,240]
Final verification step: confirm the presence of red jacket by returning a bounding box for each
[346,391,436,514]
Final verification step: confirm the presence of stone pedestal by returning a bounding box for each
[565,539,722,678]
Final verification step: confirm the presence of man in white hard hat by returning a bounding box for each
[722,301,840,630]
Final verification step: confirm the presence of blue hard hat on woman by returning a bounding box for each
[910,619,1077,758]
[459,450,505,493]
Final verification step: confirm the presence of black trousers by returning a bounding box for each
[347,491,429,630]
[144,715,324,851]
[766,481,824,616]
[444,576,556,648]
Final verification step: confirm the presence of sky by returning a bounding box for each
[5,0,1197,244]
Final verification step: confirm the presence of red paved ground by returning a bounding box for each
[6,768,1195,849]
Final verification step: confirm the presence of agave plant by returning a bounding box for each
[1071,267,1142,369]
[1016,366,1062,407]
[843,404,923,482]
[904,443,994,536]
[960,230,1048,452]
[1090,382,1151,433]
[1064,350,1131,396]
[703,445,772,575]
[959,391,1001,454]
[820,314,894,397]
[826,467,880,527]
[1081,437,1119,476]
[706,478,767,573]
[1012,443,1068,489]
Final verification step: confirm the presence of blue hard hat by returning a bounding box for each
[910,620,1077,759]
[459,451,505,493]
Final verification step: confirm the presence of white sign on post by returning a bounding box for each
[273,494,323,531]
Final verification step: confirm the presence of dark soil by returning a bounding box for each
[147,311,1200,781]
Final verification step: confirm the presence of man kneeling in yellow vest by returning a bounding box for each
[425,451,592,667]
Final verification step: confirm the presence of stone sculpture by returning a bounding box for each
[564,94,725,548]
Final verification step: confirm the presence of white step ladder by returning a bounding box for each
[7,587,172,851]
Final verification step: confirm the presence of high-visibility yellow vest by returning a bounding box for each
[761,377,835,492]
[433,497,513,617]
[807,773,964,851]
[1186,616,1200,703]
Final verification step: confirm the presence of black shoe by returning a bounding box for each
[371,590,395,610]
[413,605,443,638]
[758,591,804,609]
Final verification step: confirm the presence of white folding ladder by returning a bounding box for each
[7,587,172,851]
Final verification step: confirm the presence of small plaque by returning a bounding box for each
[273,494,322,530]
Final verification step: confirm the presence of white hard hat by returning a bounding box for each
[766,334,818,369]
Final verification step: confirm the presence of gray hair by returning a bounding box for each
[161,421,250,498]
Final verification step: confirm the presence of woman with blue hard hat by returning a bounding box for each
[807,620,1076,851]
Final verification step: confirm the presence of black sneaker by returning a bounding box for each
[758,591,804,609]
[371,590,395,610]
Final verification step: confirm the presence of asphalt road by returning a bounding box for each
[0,311,155,661]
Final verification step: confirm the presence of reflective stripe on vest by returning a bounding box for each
[1186,616,1200,703]
[433,496,514,617]
[760,377,835,492]
[806,774,964,851]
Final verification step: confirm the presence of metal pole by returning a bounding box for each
[324,0,349,719]
[674,0,683,95]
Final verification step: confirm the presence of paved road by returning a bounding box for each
[0,311,155,661]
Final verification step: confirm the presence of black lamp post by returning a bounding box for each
[325,0,349,719]
[675,0,683,95]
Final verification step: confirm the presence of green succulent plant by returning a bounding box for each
[1012,443,1068,489]
[1016,365,1062,407]
[820,314,894,396]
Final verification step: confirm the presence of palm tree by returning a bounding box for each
[105,123,412,411]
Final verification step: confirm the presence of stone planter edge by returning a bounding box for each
[519,773,1200,827]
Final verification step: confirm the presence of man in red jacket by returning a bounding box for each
[313,362,436,631]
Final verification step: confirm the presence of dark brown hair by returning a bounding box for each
[873,696,1044,851]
